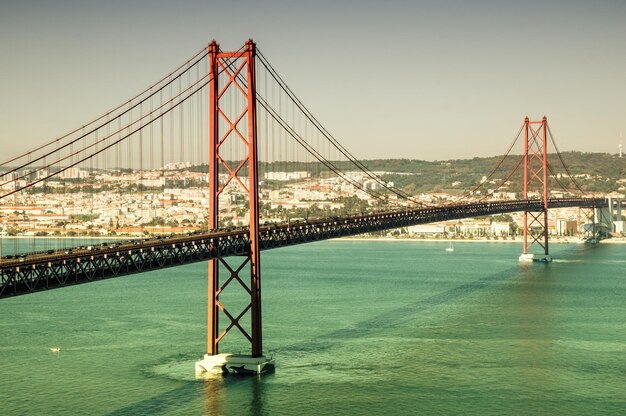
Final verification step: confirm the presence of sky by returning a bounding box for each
[0,0,625,161]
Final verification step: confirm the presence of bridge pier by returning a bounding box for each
[196,354,275,377]
[519,253,552,263]
[606,197,624,235]
[614,199,624,234]
[594,202,613,240]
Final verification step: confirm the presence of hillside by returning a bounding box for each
[360,151,625,195]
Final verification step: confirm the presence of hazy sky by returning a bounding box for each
[1,0,625,161]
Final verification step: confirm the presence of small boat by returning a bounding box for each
[445,241,454,252]
[50,347,61,353]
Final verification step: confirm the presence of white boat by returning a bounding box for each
[50,347,60,353]
[445,241,454,252]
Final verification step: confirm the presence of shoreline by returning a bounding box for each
[335,236,626,244]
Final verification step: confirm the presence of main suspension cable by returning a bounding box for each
[453,122,524,202]
[546,124,587,195]
[257,49,431,207]
[0,46,246,198]
[1,47,209,170]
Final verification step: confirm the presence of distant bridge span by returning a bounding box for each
[0,197,606,298]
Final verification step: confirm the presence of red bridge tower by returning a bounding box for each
[195,39,274,376]
[519,116,552,262]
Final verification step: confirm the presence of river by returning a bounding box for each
[0,240,624,415]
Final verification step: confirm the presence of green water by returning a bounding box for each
[1,241,624,415]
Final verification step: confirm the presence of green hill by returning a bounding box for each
[362,151,625,195]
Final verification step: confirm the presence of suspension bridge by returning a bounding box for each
[0,39,617,375]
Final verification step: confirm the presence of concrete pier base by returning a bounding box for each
[519,253,552,262]
[195,353,275,377]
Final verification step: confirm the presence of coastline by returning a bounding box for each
[335,236,626,244]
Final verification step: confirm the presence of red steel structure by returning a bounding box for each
[207,39,263,357]
[521,116,550,257]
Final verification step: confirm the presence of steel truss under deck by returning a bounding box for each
[0,197,605,298]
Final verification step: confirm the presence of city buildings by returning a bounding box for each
[0,166,623,239]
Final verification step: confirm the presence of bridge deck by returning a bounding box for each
[0,198,605,298]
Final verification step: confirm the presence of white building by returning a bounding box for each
[264,171,310,181]
[490,222,510,236]
[407,224,445,235]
